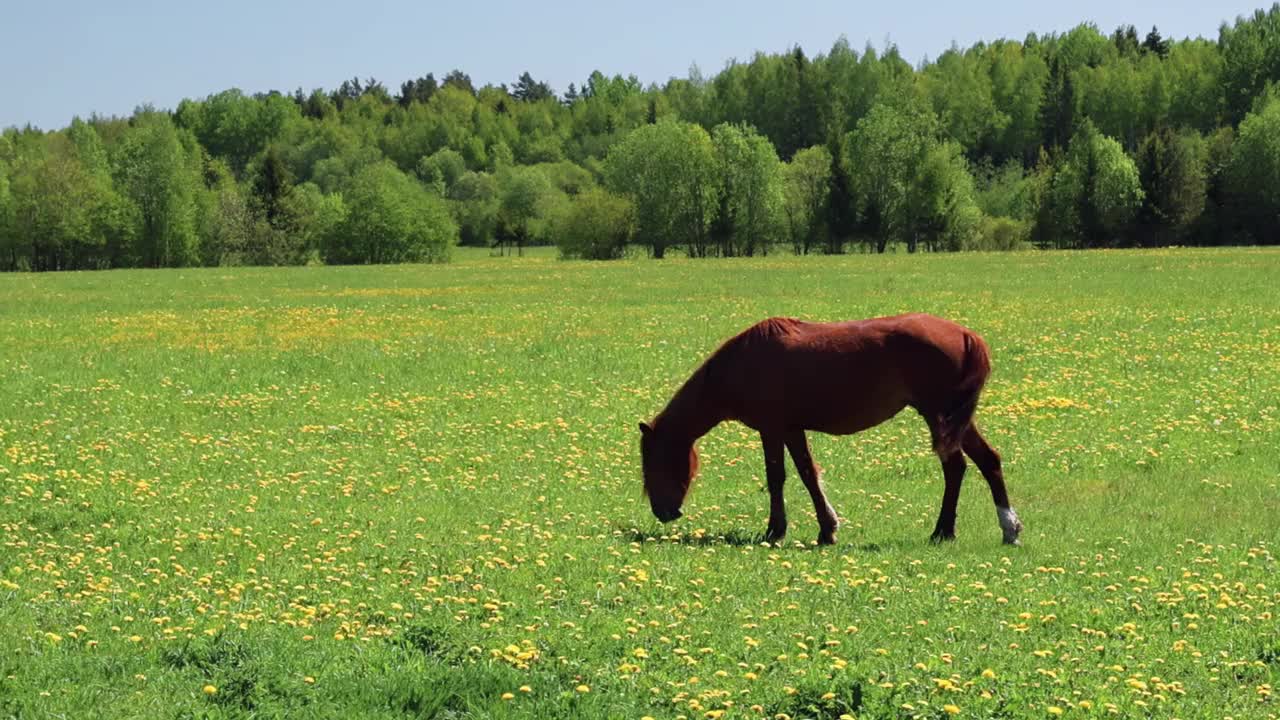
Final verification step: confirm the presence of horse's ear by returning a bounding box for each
[638,421,653,436]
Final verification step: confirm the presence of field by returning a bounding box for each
[1,247,1277,720]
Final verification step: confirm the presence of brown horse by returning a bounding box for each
[639,313,1022,546]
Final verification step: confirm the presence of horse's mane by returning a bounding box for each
[743,316,803,342]
[652,317,802,435]
[652,361,709,434]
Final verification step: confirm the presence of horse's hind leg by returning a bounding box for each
[962,424,1023,545]
[784,430,839,545]
[762,433,788,543]
[919,410,969,543]
[930,447,967,543]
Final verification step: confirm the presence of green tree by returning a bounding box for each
[496,165,555,256]
[283,182,346,263]
[709,123,784,256]
[442,70,476,96]
[604,119,717,258]
[973,159,1035,220]
[194,160,256,266]
[67,118,137,267]
[416,148,467,193]
[176,89,300,175]
[1198,127,1237,244]
[781,145,832,254]
[984,40,1047,164]
[328,161,455,264]
[1226,96,1280,243]
[777,47,824,159]
[920,46,1005,154]
[1035,123,1144,248]
[1039,56,1078,152]
[0,159,16,269]
[10,130,132,270]
[903,141,983,252]
[1143,26,1170,58]
[1164,40,1224,133]
[552,188,634,260]
[823,132,857,253]
[249,145,293,228]
[845,101,943,252]
[1135,128,1207,246]
[1219,5,1280,124]
[449,171,500,247]
[511,72,555,103]
[397,74,438,108]
[114,118,203,267]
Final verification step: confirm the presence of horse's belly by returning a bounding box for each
[801,399,906,435]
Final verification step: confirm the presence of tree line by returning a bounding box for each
[4,7,1280,270]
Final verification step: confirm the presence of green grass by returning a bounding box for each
[1,247,1277,720]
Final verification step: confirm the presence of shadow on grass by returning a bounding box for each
[616,525,895,553]
[619,526,765,547]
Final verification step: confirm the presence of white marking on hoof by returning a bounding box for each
[997,506,1023,545]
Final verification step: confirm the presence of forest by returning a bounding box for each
[4,6,1280,270]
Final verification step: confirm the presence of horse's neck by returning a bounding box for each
[657,366,723,444]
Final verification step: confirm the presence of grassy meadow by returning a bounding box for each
[0,247,1277,719]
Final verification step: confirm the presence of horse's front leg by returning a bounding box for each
[785,430,840,545]
[762,433,787,543]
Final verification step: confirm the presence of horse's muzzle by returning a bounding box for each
[654,509,683,523]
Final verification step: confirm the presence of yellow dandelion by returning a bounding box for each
[575,684,590,693]
[202,685,217,695]
[501,692,515,700]
[944,705,961,715]
[1047,708,1064,716]
[981,668,996,679]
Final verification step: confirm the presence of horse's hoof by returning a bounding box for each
[930,532,956,544]
[997,508,1022,547]
[817,531,837,546]
[764,526,787,544]
[1003,536,1022,547]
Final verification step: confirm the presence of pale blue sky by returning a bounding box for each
[2,0,1266,130]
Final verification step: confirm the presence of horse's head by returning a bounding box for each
[639,421,698,523]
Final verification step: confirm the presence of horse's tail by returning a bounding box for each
[935,330,991,455]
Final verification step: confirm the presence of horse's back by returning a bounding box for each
[715,313,985,434]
